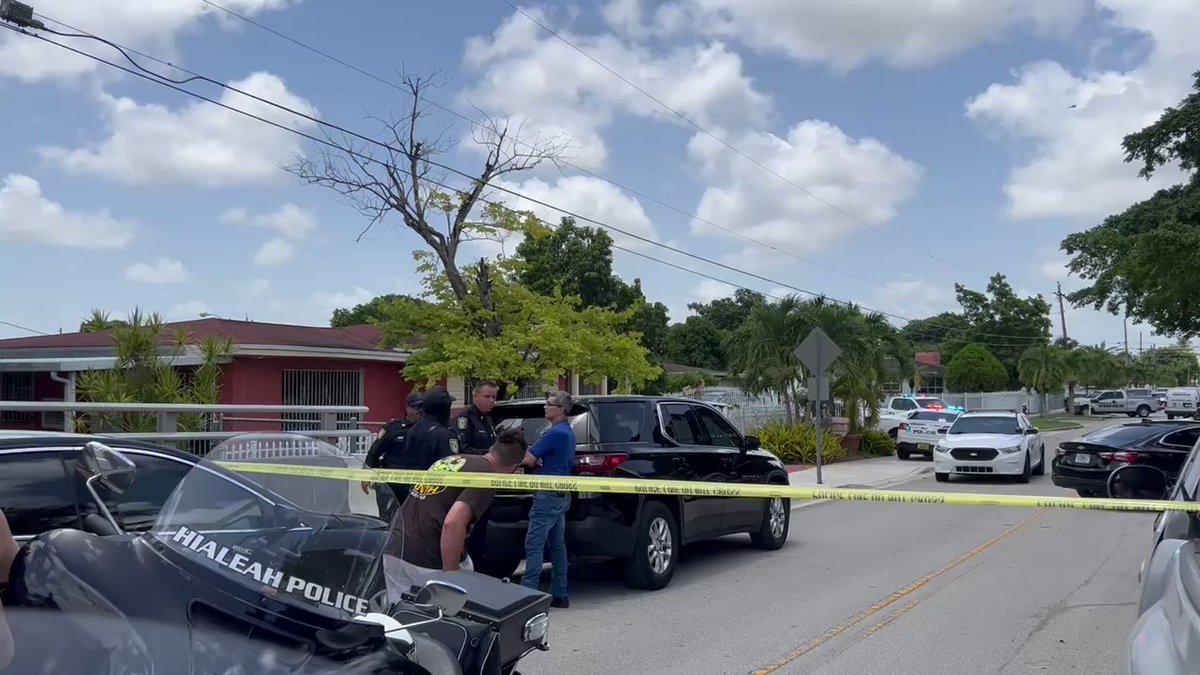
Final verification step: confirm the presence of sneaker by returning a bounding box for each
[550,596,570,609]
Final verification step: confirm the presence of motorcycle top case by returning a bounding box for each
[405,570,551,665]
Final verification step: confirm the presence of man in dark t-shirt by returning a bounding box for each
[382,428,528,601]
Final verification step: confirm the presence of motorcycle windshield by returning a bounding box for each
[149,433,399,621]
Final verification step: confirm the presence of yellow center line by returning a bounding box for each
[750,509,1046,674]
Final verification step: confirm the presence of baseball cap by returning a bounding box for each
[406,392,424,409]
[422,386,457,407]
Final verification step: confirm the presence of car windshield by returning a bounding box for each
[911,411,960,423]
[150,433,392,621]
[948,416,1020,435]
[1080,424,1162,448]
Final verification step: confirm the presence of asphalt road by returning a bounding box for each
[519,418,1153,675]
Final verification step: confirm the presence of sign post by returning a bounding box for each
[793,328,842,484]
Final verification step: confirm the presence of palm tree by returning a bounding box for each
[724,295,809,425]
[1018,345,1068,413]
[76,308,235,433]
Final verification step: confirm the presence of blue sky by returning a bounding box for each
[1,0,1196,354]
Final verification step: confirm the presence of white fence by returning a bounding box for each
[0,401,374,455]
[940,389,1067,414]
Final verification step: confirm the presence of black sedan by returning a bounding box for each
[1051,419,1200,497]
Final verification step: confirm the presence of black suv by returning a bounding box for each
[480,395,791,591]
[1051,419,1200,497]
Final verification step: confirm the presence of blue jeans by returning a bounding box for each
[520,492,570,598]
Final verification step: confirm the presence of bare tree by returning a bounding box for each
[285,73,571,309]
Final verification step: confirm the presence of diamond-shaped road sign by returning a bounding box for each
[793,327,841,374]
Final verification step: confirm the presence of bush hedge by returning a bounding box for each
[859,429,896,457]
[756,421,846,465]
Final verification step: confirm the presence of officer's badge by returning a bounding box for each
[457,417,468,430]
[449,438,460,454]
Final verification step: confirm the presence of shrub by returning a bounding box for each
[859,429,896,457]
[756,420,846,465]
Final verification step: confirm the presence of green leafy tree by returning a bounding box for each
[689,289,768,333]
[664,316,726,370]
[1062,70,1200,337]
[942,274,1052,384]
[514,217,670,356]
[76,308,235,433]
[80,309,127,333]
[331,294,420,327]
[901,311,971,353]
[944,343,1009,392]
[377,253,660,395]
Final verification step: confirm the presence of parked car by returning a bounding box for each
[1109,435,1200,674]
[1164,387,1200,420]
[484,395,791,591]
[932,410,1045,483]
[1050,419,1200,497]
[0,431,206,541]
[1088,389,1159,418]
[895,409,961,460]
[877,395,964,438]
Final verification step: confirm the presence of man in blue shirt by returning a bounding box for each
[519,390,576,607]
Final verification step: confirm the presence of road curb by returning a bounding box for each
[789,466,933,511]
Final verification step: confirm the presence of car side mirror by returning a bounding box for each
[742,435,761,451]
[937,428,948,434]
[1026,427,1039,435]
[1107,464,1169,501]
[81,441,136,494]
[413,580,468,617]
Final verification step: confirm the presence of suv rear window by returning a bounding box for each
[595,402,645,443]
[494,403,593,444]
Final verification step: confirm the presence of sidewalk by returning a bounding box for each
[787,456,930,503]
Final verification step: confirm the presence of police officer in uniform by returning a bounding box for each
[362,392,423,520]
[455,381,500,565]
[400,386,460,472]
[454,380,499,455]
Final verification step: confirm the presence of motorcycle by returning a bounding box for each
[4,433,550,674]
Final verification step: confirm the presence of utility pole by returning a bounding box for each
[1054,282,1069,344]
[1124,313,1130,365]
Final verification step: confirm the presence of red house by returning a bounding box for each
[0,318,599,431]
[0,318,413,431]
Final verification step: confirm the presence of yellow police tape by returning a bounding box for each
[216,461,1200,514]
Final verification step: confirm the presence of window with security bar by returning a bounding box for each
[281,369,364,431]
[0,373,35,423]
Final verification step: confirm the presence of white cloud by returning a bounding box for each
[1035,251,1070,281]
[254,238,295,266]
[311,287,375,315]
[220,203,317,239]
[966,1,1200,221]
[242,278,272,298]
[871,277,954,319]
[124,257,190,284]
[0,173,134,248]
[461,8,772,169]
[688,121,923,261]
[167,300,210,320]
[39,72,318,187]
[0,0,293,83]
[651,0,1087,70]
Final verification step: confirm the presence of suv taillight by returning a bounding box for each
[898,423,908,431]
[574,453,628,475]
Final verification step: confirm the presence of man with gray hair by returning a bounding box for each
[519,390,577,608]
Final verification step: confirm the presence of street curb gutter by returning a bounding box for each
[789,466,934,512]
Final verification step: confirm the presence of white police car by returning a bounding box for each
[932,410,1045,483]
[895,409,961,460]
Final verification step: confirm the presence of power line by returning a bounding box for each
[498,0,953,268]
[92,3,962,313]
[0,319,50,336]
[3,22,1046,348]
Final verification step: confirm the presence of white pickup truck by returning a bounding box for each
[1086,388,1159,417]
[877,395,964,438]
